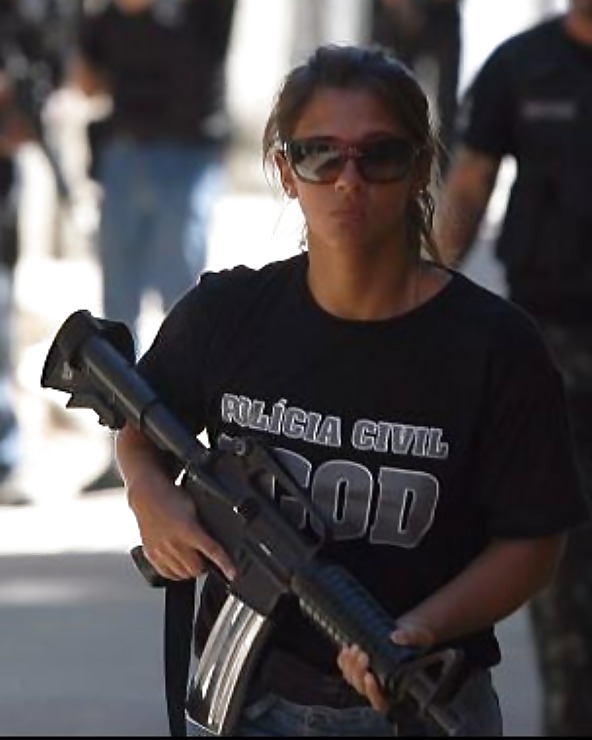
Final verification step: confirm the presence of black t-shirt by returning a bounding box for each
[458,17,592,319]
[78,0,236,143]
[138,254,588,673]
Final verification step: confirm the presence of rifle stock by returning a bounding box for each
[40,310,466,736]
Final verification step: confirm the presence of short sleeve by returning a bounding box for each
[137,279,215,437]
[457,42,516,159]
[475,315,590,538]
[136,266,255,436]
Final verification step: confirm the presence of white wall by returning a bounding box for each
[461,0,568,92]
[226,0,368,145]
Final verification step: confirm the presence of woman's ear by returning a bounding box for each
[411,153,432,199]
[275,151,298,198]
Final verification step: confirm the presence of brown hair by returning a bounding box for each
[263,44,442,262]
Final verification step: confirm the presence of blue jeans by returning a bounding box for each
[0,264,19,478]
[187,670,503,737]
[97,139,225,346]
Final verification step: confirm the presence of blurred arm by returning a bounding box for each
[435,145,501,268]
[339,533,564,712]
[394,534,563,646]
[67,52,110,98]
[0,71,36,154]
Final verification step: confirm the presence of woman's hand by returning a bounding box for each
[337,644,390,712]
[337,620,435,712]
[118,425,236,582]
[129,472,236,582]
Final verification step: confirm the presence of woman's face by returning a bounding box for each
[278,87,427,258]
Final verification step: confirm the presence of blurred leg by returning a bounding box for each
[528,324,592,736]
[529,520,592,736]
[368,0,419,66]
[0,262,27,505]
[97,139,148,340]
[416,4,462,174]
[146,143,225,314]
[81,140,146,494]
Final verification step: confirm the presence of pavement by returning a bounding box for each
[0,144,544,736]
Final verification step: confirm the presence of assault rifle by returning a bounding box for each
[41,310,467,737]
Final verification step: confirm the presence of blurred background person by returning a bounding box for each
[369,0,463,174]
[289,0,367,66]
[0,80,26,505]
[0,0,74,506]
[437,0,592,734]
[69,0,237,493]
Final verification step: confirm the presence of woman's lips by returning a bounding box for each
[332,205,366,223]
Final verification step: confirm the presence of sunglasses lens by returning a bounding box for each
[358,139,416,182]
[287,138,416,183]
[289,141,346,183]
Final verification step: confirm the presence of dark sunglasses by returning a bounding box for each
[284,136,418,184]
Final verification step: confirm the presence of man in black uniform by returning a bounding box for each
[437,0,592,734]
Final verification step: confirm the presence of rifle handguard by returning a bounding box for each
[292,562,464,735]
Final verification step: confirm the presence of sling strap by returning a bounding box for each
[164,579,197,737]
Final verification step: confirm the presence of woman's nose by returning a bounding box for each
[335,158,364,190]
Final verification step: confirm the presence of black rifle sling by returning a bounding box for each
[164,579,197,737]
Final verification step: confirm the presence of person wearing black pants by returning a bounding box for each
[370,0,463,175]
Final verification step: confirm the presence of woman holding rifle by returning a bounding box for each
[116,44,589,736]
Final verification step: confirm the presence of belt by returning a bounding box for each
[257,648,368,709]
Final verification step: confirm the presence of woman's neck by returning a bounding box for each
[306,248,428,321]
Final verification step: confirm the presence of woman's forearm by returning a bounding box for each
[116,424,171,507]
[398,535,564,644]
